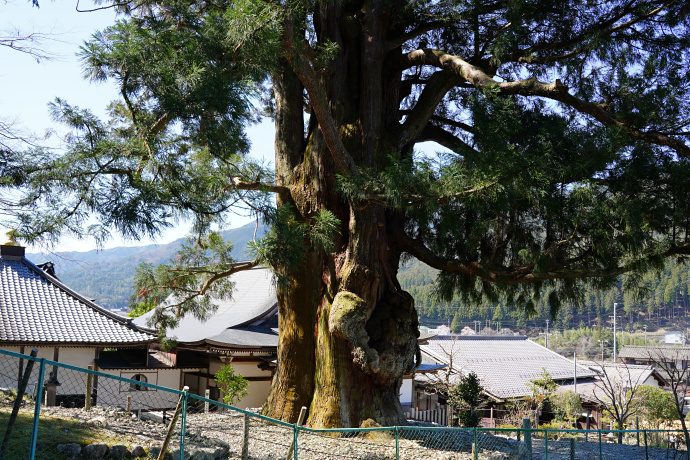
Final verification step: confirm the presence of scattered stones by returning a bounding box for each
[189,446,221,460]
[131,445,147,458]
[90,416,109,428]
[147,446,161,458]
[83,443,109,459]
[36,406,685,460]
[107,444,129,458]
[56,443,81,458]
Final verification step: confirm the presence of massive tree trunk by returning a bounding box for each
[262,0,421,427]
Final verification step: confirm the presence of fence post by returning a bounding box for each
[179,387,188,460]
[569,437,575,460]
[293,424,299,460]
[395,426,400,460]
[242,412,249,460]
[286,406,307,460]
[473,427,478,460]
[29,357,46,460]
[1,349,38,460]
[158,386,188,460]
[544,430,548,460]
[598,430,602,460]
[523,418,532,460]
[85,365,93,411]
[644,430,648,460]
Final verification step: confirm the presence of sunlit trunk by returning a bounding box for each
[262,0,420,427]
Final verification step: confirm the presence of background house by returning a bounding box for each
[618,344,690,393]
[0,241,193,409]
[415,335,599,426]
[557,361,667,429]
[665,332,686,345]
[134,267,278,408]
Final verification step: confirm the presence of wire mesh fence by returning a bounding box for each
[2,347,690,459]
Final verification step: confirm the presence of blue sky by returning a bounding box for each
[2,0,273,252]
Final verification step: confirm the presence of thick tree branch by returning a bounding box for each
[387,21,449,50]
[282,18,360,179]
[150,260,260,312]
[198,260,259,295]
[395,230,690,284]
[401,48,690,158]
[399,110,474,133]
[419,125,480,156]
[398,71,463,148]
[230,176,291,201]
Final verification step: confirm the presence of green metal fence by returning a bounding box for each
[0,348,688,459]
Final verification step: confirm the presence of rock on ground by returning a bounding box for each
[56,443,81,459]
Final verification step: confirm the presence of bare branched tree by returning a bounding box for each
[0,28,56,62]
[645,349,690,450]
[1,5,59,156]
[591,362,647,443]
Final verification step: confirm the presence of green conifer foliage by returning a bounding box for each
[2,0,690,427]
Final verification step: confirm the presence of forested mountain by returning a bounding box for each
[398,259,690,334]
[26,222,690,333]
[26,223,265,310]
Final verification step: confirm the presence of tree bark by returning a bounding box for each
[261,0,423,427]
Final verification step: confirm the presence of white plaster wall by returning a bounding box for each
[26,347,58,360]
[231,361,268,378]
[207,358,272,408]
[0,346,96,396]
[208,359,267,378]
[400,378,413,405]
[232,380,271,409]
[95,369,183,410]
[643,376,660,388]
[58,348,96,369]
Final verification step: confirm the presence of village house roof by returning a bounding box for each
[0,244,156,346]
[135,266,279,349]
[557,361,667,405]
[419,335,598,400]
[618,345,690,361]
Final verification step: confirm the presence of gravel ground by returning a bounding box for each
[35,406,687,459]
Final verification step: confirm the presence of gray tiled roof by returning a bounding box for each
[557,362,663,404]
[204,326,279,348]
[618,345,690,360]
[0,256,155,345]
[420,335,597,400]
[135,267,277,345]
[580,361,663,387]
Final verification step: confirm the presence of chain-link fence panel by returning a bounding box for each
[32,360,188,460]
[398,426,473,458]
[8,349,690,460]
[0,351,41,460]
[524,429,689,460]
[295,427,396,460]
[186,394,295,459]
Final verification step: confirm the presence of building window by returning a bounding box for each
[130,374,148,391]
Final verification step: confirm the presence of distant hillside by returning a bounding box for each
[25,221,690,332]
[26,223,265,310]
[397,258,690,334]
